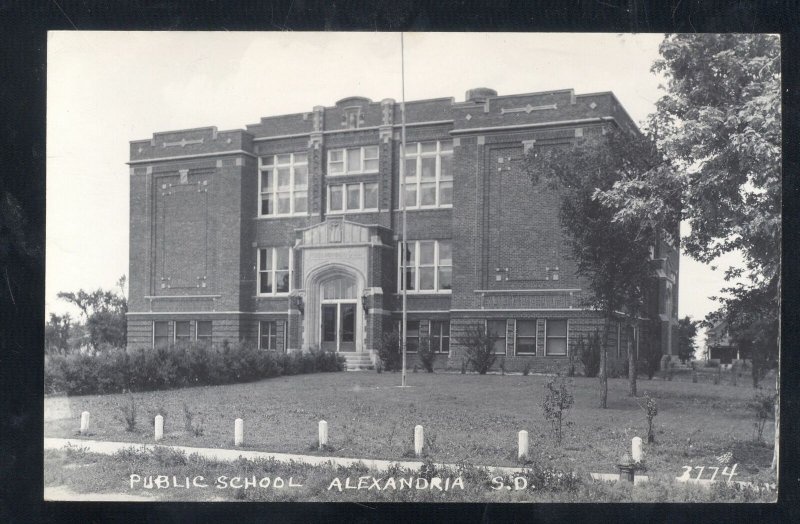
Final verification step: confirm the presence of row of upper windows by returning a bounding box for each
[256,240,452,297]
[257,141,454,217]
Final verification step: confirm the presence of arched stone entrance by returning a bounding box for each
[303,263,366,353]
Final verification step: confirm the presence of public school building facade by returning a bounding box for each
[126,87,680,371]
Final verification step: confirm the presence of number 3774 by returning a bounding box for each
[679,464,737,481]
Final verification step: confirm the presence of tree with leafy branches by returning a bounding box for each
[524,128,674,407]
[597,34,780,470]
[677,316,699,364]
[57,275,128,351]
[44,312,72,355]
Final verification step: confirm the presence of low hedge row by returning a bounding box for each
[45,342,346,396]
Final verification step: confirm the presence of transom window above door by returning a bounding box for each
[321,276,357,300]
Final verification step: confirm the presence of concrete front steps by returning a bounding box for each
[342,352,374,371]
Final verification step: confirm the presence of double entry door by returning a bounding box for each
[321,301,356,352]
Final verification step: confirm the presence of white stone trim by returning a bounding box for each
[144,295,221,300]
[128,311,288,316]
[127,150,256,165]
[473,288,581,294]
[450,308,588,313]
[449,117,614,136]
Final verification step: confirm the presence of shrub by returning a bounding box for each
[579,332,601,378]
[542,374,574,446]
[417,336,436,373]
[751,390,776,443]
[458,324,497,375]
[117,394,137,432]
[639,393,658,443]
[377,330,402,372]
[183,403,205,437]
[44,342,344,396]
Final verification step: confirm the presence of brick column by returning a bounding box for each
[309,105,325,221]
[378,98,395,229]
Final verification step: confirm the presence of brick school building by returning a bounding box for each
[126,87,679,372]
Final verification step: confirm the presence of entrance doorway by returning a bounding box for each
[321,302,356,352]
[319,275,358,353]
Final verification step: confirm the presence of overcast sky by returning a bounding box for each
[46,31,745,351]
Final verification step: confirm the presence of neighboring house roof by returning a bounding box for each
[707,319,734,349]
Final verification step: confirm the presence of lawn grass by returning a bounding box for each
[44,371,777,488]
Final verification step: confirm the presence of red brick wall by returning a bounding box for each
[127,89,664,362]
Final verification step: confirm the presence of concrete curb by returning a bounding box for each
[44,437,529,476]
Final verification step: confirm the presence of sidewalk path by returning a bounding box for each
[44,437,528,476]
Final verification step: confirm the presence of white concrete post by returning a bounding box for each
[318,420,328,448]
[414,425,424,457]
[80,411,90,434]
[632,436,643,463]
[234,418,244,447]
[518,430,529,460]
[154,415,164,442]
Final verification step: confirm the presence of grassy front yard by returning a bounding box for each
[44,370,777,488]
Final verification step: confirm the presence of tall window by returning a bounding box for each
[196,321,212,345]
[516,320,537,355]
[153,321,170,349]
[327,182,379,213]
[175,321,192,344]
[487,320,507,354]
[259,320,280,351]
[398,240,452,293]
[328,146,379,175]
[259,153,308,216]
[258,247,292,295]
[405,320,420,353]
[401,140,453,209]
[430,320,450,354]
[545,319,568,356]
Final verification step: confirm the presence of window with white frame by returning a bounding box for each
[487,319,507,354]
[259,153,308,217]
[545,319,568,356]
[327,182,379,213]
[398,240,452,293]
[401,140,453,209]
[153,321,170,349]
[258,247,292,295]
[327,146,379,175]
[259,320,283,351]
[516,319,537,355]
[393,320,420,353]
[175,321,192,344]
[430,320,450,354]
[196,321,212,345]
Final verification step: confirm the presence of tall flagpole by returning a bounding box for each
[400,32,408,388]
